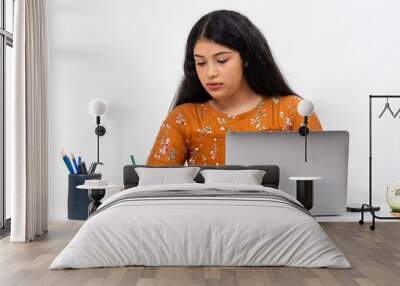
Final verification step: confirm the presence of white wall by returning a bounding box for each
[47,0,400,220]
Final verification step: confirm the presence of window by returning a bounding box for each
[0,0,14,235]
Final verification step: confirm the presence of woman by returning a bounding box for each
[147,10,322,166]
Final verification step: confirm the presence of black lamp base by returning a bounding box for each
[298,125,309,136]
[95,125,106,136]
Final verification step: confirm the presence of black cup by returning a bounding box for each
[68,173,101,220]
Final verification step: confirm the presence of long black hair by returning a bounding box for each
[170,10,296,111]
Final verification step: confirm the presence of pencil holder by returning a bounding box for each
[68,173,101,220]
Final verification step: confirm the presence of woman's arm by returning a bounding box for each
[146,107,188,165]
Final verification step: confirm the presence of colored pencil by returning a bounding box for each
[60,150,75,174]
[71,153,80,174]
[130,154,136,165]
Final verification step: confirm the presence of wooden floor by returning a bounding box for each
[0,221,399,286]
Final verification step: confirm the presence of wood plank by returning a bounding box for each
[0,221,399,286]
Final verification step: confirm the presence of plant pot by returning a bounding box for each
[387,181,400,212]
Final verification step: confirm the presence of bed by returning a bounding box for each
[50,165,350,269]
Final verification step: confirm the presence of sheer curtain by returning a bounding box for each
[9,0,48,242]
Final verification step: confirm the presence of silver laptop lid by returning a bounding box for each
[226,131,349,215]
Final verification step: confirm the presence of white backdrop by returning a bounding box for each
[47,0,400,220]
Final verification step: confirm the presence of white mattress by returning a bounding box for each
[50,183,351,269]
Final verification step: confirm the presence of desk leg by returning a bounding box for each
[296,181,313,210]
[88,189,105,216]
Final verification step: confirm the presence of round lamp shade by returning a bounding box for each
[297,99,314,116]
[89,98,107,117]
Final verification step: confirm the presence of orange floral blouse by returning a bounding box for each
[146,95,322,166]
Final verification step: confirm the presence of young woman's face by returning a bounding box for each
[193,39,246,101]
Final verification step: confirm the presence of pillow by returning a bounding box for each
[135,167,201,186]
[200,169,266,185]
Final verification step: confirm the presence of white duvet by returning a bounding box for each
[50,183,351,269]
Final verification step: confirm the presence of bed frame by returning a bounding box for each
[123,165,280,189]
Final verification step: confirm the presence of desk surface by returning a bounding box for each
[289,177,322,181]
[76,184,118,190]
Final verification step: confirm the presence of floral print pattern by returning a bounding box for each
[175,113,186,126]
[147,95,322,166]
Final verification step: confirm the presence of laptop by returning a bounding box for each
[226,131,349,215]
